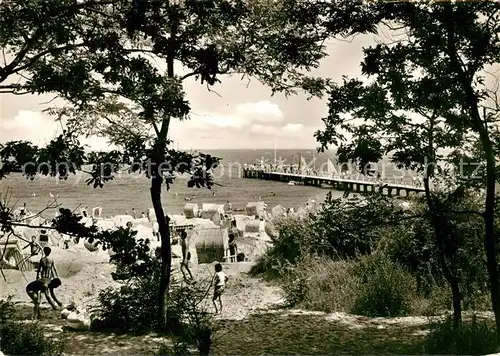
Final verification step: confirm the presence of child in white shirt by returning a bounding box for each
[212,263,228,314]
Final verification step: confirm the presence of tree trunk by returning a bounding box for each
[473,116,500,335]
[423,115,462,324]
[450,278,462,326]
[150,17,177,329]
[423,177,462,325]
[442,5,500,335]
[151,169,171,328]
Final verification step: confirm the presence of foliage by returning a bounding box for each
[92,279,163,334]
[156,342,193,356]
[91,257,180,334]
[310,192,402,258]
[0,0,337,323]
[315,0,500,328]
[0,297,15,324]
[279,255,359,312]
[277,253,416,317]
[351,254,415,317]
[0,298,65,356]
[258,190,491,317]
[169,284,216,356]
[424,315,499,355]
[254,191,409,279]
[262,214,315,271]
[92,260,215,355]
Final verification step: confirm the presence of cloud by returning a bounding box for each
[186,100,284,130]
[2,103,317,150]
[81,136,119,152]
[235,101,284,124]
[1,110,118,152]
[1,110,60,145]
[283,123,304,132]
[2,110,47,130]
[250,124,281,136]
[249,123,304,137]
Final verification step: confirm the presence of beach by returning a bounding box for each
[0,207,292,320]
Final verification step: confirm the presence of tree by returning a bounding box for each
[316,1,500,331]
[0,0,126,92]
[0,0,332,326]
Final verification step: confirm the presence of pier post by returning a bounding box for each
[241,167,425,197]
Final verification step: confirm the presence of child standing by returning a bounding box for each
[179,230,194,283]
[212,263,228,314]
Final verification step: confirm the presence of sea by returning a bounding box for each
[0,149,405,218]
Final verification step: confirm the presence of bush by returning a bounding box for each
[156,342,193,356]
[279,256,359,312]
[424,315,499,355]
[169,284,215,356]
[91,280,163,333]
[351,254,415,317]
[278,254,417,317]
[92,273,215,354]
[91,272,184,334]
[0,298,65,356]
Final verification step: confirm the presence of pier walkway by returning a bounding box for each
[242,168,426,197]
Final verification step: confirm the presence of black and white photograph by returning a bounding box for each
[0,1,499,355]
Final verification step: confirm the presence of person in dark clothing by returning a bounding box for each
[26,278,63,319]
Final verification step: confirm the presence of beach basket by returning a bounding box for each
[271,204,286,218]
[183,203,199,219]
[18,253,34,272]
[245,202,266,217]
[194,228,228,264]
[244,220,264,233]
[264,221,279,240]
[201,204,224,220]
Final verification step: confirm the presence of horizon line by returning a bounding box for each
[190,148,334,151]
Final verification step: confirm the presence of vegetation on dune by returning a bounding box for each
[253,190,496,352]
[315,0,500,331]
[0,298,65,356]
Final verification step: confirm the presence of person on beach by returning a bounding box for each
[224,200,232,214]
[26,278,63,319]
[228,234,237,262]
[179,230,194,283]
[23,235,41,256]
[37,247,60,311]
[212,263,228,314]
[152,221,159,241]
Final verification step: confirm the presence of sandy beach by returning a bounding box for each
[0,201,296,320]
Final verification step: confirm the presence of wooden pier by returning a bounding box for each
[242,169,425,197]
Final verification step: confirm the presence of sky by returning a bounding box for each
[0,32,378,151]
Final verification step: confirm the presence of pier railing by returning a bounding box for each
[242,166,426,189]
[241,166,430,197]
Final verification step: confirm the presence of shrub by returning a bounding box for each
[250,215,315,279]
[92,273,215,354]
[310,193,398,258]
[0,298,65,356]
[279,256,359,312]
[170,284,215,356]
[156,342,193,356]
[91,279,163,333]
[424,314,499,355]
[351,254,415,317]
